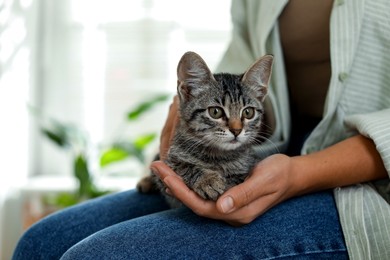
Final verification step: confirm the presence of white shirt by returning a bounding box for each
[217,1,390,259]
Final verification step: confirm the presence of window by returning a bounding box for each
[1,0,232,181]
[0,0,38,190]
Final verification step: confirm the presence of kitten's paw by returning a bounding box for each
[193,172,227,201]
[137,175,158,193]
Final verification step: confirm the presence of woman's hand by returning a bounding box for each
[150,154,296,226]
[159,96,179,161]
[151,133,388,226]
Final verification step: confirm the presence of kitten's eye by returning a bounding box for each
[242,107,255,119]
[208,107,224,119]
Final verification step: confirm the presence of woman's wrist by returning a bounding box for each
[286,155,313,198]
[286,135,388,199]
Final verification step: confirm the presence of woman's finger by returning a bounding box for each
[159,96,179,160]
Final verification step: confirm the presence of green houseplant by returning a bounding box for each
[34,94,169,208]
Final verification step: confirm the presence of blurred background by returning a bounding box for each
[0,0,232,258]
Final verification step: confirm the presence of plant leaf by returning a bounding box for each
[100,148,130,167]
[45,193,79,208]
[88,185,111,198]
[41,127,69,148]
[127,94,169,121]
[134,133,156,150]
[114,142,145,163]
[74,154,92,197]
[52,120,88,149]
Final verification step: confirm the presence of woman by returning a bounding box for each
[13,1,390,259]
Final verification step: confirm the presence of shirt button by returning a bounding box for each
[338,72,348,82]
[336,0,345,6]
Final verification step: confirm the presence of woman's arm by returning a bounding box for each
[291,135,388,196]
[151,134,388,226]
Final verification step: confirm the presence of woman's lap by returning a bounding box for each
[13,189,348,260]
[12,190,170,260]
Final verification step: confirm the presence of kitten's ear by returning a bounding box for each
[177,51,215,101]
[241,55,274,102]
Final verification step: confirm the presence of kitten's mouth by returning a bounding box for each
[219,138,243,150]
[229,138,241,144]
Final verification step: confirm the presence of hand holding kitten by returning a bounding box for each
[138,52,274,207]
[151,154,296,226]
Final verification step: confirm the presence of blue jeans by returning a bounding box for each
[13,189,348,259]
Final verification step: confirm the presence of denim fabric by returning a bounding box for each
[13,190,348,260]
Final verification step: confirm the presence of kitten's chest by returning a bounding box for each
[167,145,256,176]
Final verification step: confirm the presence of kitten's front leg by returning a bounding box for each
[192,171,227,201]
[137,175,159,193]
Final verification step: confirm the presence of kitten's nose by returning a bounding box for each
[229,119,242,137]
[230,128,242,137]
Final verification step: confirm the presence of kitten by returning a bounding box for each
[137,51,273,208]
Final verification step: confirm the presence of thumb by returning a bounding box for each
[216,179,259,214]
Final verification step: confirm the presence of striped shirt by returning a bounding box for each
[217,0,390,259]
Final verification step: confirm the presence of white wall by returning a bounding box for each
[0,0,40,257]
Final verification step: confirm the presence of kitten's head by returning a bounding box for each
[176,51,273,151]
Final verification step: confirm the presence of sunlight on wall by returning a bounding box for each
[0,1,31,189]
[0,18,25,63]
[35,0,232,177]
[1,0,232,179]
[81,19,107,174]
[81,20,107,140]
[71,0,145,23]
[0,49,30,187]
[0,0,35,257]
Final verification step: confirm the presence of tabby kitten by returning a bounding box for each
[138,51,273,208]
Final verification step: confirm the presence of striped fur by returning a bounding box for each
[144,52,273,208]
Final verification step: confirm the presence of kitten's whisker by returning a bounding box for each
[248,134,280,155]
[260,123,274,136]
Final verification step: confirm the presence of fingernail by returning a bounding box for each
[221,196,234,213]
[150,166,160,177]
[165,188,172,196]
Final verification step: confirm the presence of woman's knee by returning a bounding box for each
[12,221,57,260]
